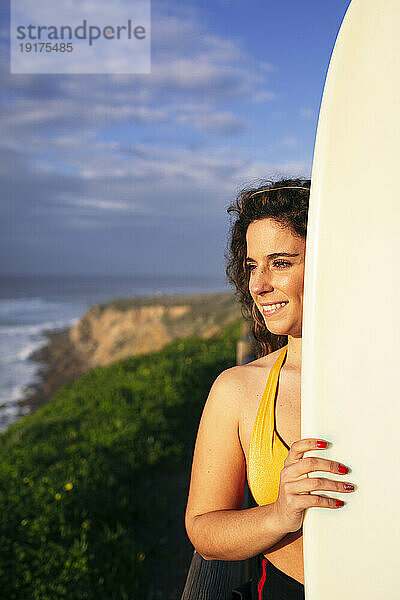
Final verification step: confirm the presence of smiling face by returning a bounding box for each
[246,218,306,338]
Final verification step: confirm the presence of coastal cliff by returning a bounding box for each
[24,291,242,412]
[69,291,241,367]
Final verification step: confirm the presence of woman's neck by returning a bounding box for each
[285,334,302,371]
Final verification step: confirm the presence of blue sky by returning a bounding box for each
[1,0,351,278]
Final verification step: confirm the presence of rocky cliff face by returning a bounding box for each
[69,291,242,368]
[25,291,242,413]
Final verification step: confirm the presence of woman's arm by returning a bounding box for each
[184,368,287,561]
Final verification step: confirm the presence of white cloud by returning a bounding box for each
[11,0,150,74]
[0,140,310,233]
[259,62,274,72]
[3,0,277,144]
[300,108,314,119]
[233,159,310,186]
[251,90,278,103]
[64,217,105,229]
[280,136,299,148]
[66,198,135,212]
[177,111,247,135]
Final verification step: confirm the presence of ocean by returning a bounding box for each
[0,273,227,433]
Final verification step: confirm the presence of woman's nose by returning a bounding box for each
[250,268,274,295]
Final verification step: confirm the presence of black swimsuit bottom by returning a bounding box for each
[250,554,305,600]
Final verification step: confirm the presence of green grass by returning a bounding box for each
[0,319,242,599]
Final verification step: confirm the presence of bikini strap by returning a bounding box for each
[249,345,288,454]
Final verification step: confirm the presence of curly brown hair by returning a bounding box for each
[225,177,310,357]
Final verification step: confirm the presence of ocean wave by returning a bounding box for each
[0,319,73,338]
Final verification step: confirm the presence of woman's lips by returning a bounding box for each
[261,301,288,317]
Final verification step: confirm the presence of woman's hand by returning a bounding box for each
[273,438,355,533]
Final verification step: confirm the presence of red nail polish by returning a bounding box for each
[344,484,354,490]
[316,440,327,448]
[338,464,349,474]
[336,500,344,507]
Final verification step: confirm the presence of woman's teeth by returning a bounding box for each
[262,301,288,314]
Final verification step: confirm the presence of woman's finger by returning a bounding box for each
[283,438,327,465]
[288,455,349,481]
[284,475,355,495]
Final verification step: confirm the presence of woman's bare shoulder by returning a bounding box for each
[213,347,283,394]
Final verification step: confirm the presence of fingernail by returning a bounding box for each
[316,440,327,448]
[343,484,354,490]
[338,464,349,474]
[336,500,345,507]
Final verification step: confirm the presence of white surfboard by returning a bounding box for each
[302,0,400,597]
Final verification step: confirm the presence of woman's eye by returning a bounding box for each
[246,260,291,272]
[273,260,291,268]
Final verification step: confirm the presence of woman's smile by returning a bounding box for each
[260,301,289,316]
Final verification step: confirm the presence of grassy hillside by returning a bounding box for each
[0,319,243,599]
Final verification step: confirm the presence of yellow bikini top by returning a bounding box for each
[248,345,290,506]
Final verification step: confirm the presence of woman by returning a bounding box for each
[184,178,356,599]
